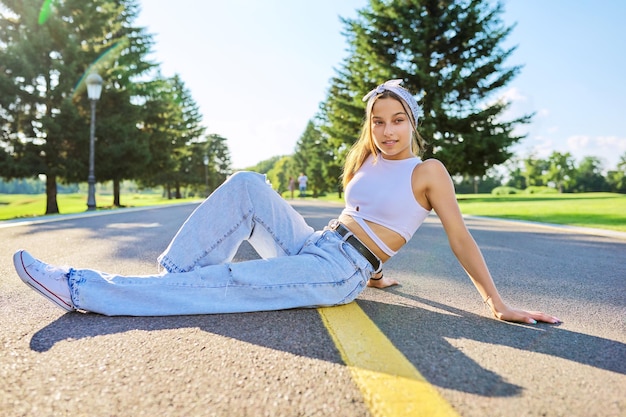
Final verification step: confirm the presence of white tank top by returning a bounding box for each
[341,154,431,256]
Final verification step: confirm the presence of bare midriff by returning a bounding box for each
[337,213,406,263]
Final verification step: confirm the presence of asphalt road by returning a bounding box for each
[0,200,624,417]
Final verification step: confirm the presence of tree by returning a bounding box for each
[544,151,575,193]
[245,155,282,174]
[572,156,609,192]
[80,1,155,207]
[319,57,374,165]
[503,157,526,189]
[89,88,151,207]
[135,76,179,193]
[523,153,549,187]
[204,133,232,193]
[0,0,155,213]
[266,155,296,194]
[293,120,332,197]
[1,0,82,214]
[136,74,206,199]
[167,75,206,198]
[453,168,503,194]
[606,152,626,193]
[320,0,529,178]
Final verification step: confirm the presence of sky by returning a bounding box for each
[135,0,626,172]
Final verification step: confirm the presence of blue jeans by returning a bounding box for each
[68,172,373,316]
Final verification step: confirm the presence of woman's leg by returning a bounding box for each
[69,231,373,316]
[158,171,314,273]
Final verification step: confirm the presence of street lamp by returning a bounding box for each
[86,71,103,211]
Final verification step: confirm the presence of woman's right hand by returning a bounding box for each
[367,272,399,288]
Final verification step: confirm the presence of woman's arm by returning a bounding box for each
[421,160,560,324]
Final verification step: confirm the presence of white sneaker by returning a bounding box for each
[13,250,75,312]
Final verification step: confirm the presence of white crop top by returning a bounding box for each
[341,154,431,256]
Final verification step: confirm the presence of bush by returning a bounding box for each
[524,186,558,194]
[491,186,519,195]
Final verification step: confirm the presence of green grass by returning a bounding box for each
[456,192,626,232]
[0,193,199,221]
[3,191,625,233]
[299,191,626,233]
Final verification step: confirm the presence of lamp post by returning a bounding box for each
[86,72,103,211]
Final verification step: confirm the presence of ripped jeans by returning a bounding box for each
[68,171,373,316]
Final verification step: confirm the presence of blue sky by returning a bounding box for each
[136,0,626,172]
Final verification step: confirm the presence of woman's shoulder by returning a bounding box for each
[411,158,457,211]
[413,158,454,190]
[416,158,449,175]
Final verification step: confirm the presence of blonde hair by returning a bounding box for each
[342,91,425,189]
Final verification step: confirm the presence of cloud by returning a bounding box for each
[567,135,626,153]
[567,135,591,151]
[562,135,626,168]
[595,136,626,151]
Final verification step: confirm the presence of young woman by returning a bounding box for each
[13,79,560,324]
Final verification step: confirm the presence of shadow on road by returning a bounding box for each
[28,308,342,361]
[28,296,625,397]
[360,293,626,395]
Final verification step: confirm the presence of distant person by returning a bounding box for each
[297,172,308,197]
[12,79,560,325]
[288,176,296,199]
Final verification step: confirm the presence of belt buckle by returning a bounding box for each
[329,219,340,230]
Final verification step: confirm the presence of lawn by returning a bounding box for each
[455,192,626,232]
[0,193,199,221]
[317,191,626,233]
[2,191,625,233]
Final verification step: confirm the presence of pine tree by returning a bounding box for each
[83,0,155,207]
[321,0,530,177]
[137,74,207,198]
[163,74,206,198]
[136,75,183,198]
[205,133,232,193]
[293,120,333,197]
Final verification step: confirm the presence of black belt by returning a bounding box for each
[332,223,382,273]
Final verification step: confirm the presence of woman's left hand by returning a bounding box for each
[490,303,561,325]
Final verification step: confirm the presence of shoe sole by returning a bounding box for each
[13,251,74,312]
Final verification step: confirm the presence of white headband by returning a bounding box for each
[362,79,420,127]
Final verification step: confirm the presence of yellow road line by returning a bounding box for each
[318,303,459,417]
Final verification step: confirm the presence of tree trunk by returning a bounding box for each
[113,179,121,207]
[45,174,59,215]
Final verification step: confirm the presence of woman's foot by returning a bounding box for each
[13,250,75,312]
